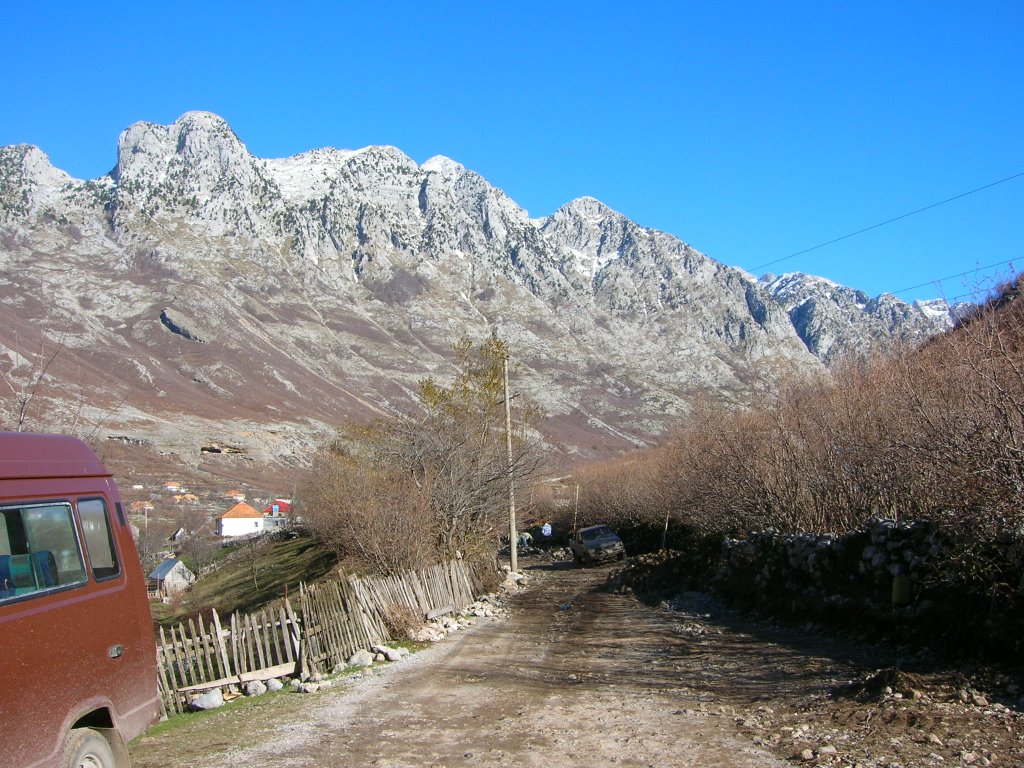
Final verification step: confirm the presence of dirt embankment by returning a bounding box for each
[131,562,1023,767]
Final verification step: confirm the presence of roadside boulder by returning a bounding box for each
[371,644,408,662]
[189,689,225,711]
[349,649,375,667]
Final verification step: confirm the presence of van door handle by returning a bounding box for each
[108,644,124,659]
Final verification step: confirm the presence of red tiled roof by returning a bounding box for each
[220,502,262,519]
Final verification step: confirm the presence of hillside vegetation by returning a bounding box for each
[297,337,542,575]
[558,279,1024,658]
[152,534,336,627]
[572,280,1024,543]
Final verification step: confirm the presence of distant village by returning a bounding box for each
[126,479,295,602]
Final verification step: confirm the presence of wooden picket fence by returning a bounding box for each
[155,557,497,715]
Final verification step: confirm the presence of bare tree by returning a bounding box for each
[298,336,545,572]
[0,315,72,431]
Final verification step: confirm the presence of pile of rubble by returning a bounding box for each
[409,569,522,642]
[407,593,511,642]
[187,642,416,708]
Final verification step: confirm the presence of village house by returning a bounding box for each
[261,499,292,531]
[263,499,291,517]
[216,501,264,537]
[147,558,196,599]
[129,500,154,515]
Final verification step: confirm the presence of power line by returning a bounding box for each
[891,258,1016,296]
[750,171,1024,273]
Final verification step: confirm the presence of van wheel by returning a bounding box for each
[62,728,118,768]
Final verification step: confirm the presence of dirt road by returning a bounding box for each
[132,561,1022,767]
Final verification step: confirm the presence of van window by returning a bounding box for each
[0,503,87,602]
[78,498,121,580]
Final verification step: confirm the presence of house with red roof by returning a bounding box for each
[263,499,291,517]
[262,499,293,531]
[216,501,264,538]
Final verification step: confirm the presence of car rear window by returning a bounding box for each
[78,498,121,580]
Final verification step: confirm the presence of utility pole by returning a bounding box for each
[504,351,517,573]
[573,482,580,535]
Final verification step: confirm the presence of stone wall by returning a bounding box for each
[619,519,1024,659]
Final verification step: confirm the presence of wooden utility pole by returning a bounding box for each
[504,351,518,573]
[573,482,580,535]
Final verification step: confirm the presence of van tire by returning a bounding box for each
[61,728,119,768]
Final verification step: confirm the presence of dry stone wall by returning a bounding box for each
[618,519,1024,659]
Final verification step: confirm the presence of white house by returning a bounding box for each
[216,502,264,537]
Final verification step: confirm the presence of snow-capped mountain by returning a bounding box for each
[0,112,952,474]
[760,272,952,365]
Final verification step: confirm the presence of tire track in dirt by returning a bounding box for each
[136,562,786,767]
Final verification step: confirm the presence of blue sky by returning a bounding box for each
[3,1,1021,303]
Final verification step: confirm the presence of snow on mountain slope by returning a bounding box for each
[761,272,953,364]
[0,113,952,470]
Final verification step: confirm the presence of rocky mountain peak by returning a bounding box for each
[0,112,959,471]
[110,112,283,239]
[555,196,620,221]
[0,144,74,221]
[762,271,952,364]
[540,197,634,280]
[421,155,466,178]
[115,111,247,178]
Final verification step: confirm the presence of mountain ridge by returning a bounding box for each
[0,111,953,479]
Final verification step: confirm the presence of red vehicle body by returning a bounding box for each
[0,433,160,768]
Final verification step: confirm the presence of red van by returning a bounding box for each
[0,433,160,768]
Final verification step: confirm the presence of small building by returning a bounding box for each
[216,502,264,537]
[263,499,295,530]
[224,489,246,502]
[263,499,291,516]
[147,558,196,599]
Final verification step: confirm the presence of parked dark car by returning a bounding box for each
[569,524,626,565]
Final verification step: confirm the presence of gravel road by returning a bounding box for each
[131,561,1022,767]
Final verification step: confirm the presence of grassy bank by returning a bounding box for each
[151,534,337,626]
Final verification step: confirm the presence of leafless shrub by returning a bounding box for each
[0,313,73,431]
[470,556,504,594]
[176,535,223,572]
[298,451,439,575]
[575,277,1024,565]
[383,602,422,638]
